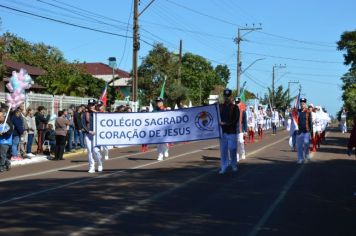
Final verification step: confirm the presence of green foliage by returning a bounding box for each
[339,71,356,119]
[1,32,105,97]
[337,30,356,69]
[138,43,230,107]
[262,85,292,111]
[337,31,356,120]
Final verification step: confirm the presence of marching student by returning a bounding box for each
[83,99,103,173]
[340,108,347,133]
[235,97,247,161]
[218,88,239,174]
[256,105,266,139]
[155,97,169,161]
[247,106,256,143]
[296,98,313,164]
[271,107,279,135]
[309,104,318,152]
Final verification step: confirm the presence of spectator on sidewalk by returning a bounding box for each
[347,115,356,157]
[18,103,29,158]
[73,104,85,149]
[25,108,36,157]
[55,109,71,160]
[44,123,56,154]
[11,108,25,160]
[65,106,75,152]
[35,106,48,154]
[0,110,13,172]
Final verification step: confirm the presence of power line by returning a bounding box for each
[165,0,240,27]
[243,51,342,64]
[0,4,133,39]
[256,31,335,48]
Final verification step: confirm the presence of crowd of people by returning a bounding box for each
[215,88,354,174]
[0,90,354,174]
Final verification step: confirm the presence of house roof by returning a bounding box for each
[3,59,46,76]
[77,62,131,78]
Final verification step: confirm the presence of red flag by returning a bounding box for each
[99,83,108,108]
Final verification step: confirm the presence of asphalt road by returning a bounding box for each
[0,128,355,236]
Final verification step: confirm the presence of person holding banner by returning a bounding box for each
[83,99,103,173]
[235,97,247,161]
[219,89,239,174]
[155,97,169,161]
[296,98,313,164]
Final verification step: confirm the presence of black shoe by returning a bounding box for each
[5,160,11,171]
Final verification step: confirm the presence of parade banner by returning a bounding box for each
[94,104,221,146]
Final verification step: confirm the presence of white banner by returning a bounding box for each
[94,104,221,146]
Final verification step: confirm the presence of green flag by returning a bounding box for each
[240,81,246,103]
[159,76,167,98]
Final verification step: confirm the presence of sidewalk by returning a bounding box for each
[9,145,129,167]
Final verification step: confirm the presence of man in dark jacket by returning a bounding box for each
[296,98,313,164]
[73,105,85,149]
[0,110,13,172]
[219,88,239,174]
[35,106,48,154]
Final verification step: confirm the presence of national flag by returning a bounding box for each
[99,82,108,108]
[239,82,247,111]
[159,76,167,98]
[290,90,300,135]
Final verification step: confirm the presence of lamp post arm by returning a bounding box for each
[240,58,265,75]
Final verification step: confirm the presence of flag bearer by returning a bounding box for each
[219,89,239,174]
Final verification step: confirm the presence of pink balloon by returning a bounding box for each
[6,94,13,102]
[6,83,13,92]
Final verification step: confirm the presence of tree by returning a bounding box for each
[337,31,356,120]
[214,64,230,87]
[337,31,356,70]
[138,43,230,107]
[262,85,292,111]
[1,32,105,98]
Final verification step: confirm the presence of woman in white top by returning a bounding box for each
[25,108,36,157]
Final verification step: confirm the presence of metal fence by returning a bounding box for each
[0,92,137,115]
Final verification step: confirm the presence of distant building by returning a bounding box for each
[1,59,46,93]
[77,62,132,98]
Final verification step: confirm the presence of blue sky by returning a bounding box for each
[1,0,355,115]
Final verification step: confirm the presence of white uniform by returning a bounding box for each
[247,111,256,128]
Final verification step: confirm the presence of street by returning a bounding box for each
[0,128,355,236]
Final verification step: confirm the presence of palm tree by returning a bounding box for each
[262,85,293,111]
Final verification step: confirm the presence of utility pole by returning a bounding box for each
[132,0,139,103]
[234,25,262,96]
[272,64,286,106]
[132,0,155,109]
[288,80,299,106]
[178,39,182,85]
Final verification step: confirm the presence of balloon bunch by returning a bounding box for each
[6,68,33,109]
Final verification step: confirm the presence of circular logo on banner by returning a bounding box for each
[195,111,214,131]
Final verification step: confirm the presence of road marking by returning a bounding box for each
[0,145,215,205]
[247,140,317,236]
[70,136,289,236]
